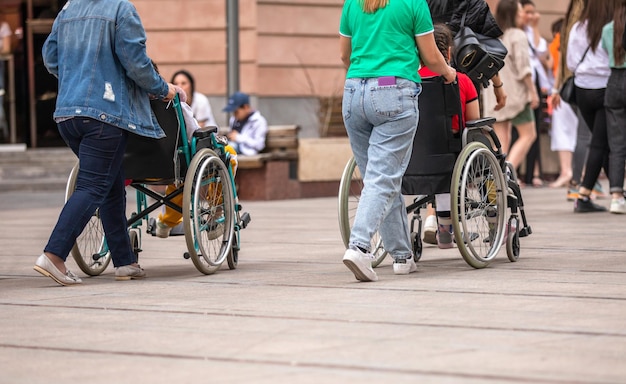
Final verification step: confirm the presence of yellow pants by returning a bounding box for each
[158,145,237,227]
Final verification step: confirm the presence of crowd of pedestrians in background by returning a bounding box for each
[549,0,626,214]
[484,0,625,215]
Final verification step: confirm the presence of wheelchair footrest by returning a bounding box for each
[148,218,185,236]
[239,212,251,229]
[169,222,185,236]
[519,226,531,237]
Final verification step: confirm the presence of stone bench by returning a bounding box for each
[235,125,301,200]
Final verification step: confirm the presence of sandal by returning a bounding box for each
[532,177,544,188]
[549,175,571,188]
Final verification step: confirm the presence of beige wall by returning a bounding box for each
[136,0,570,100]
[135,0,345,99]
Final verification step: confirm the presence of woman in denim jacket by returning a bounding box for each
[33,0,176,286]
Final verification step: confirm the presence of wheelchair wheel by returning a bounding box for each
[411,232,423,262]
[129,230,140,260]
[506,216,520,262]
[451,142,507,268]
[65,162,111,276]
[183,149,236,275]
[337,156,387,268]
[227,230,239,270]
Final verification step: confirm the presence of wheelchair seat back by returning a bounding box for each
[402,76,463,196]
[123,98,186,181]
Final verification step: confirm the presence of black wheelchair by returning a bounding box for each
[64,95,250,275]
[338,77,532,269]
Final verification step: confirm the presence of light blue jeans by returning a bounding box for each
[342,77,421,261]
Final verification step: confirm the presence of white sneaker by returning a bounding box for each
[610,198,626,214]
[155,219,172,238]
[342,248,378,282]
[115,264,146,280]
[393,257,417,275]
[423,215,437,245]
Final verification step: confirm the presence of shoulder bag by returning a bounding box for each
[453,9,508,88]
[559,47,589,106]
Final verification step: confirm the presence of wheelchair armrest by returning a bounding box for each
[465,117,496,128]
[193,125,218,139]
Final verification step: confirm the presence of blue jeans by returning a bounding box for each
[45,118,135,267]
[342,78,421,261]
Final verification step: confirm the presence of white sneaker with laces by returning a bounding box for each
[423,215,437,245]
[393,257,417,275]
[610,198,626,214]
[343,248,378,282]
[155,219,172,238]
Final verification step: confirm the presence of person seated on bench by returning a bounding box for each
[223,91,268,155]
[171,69,218,129]
[419,23,481,249]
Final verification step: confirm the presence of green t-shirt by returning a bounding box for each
[339,0,434,83]
[601,21,626,69]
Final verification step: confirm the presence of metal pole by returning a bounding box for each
[7,54,15,144]
[226,0,240,97]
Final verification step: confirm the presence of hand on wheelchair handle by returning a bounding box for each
[162,83,177,102]
[442,66,456,84]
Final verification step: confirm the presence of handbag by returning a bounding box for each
[453,10,507,88]
[559,76,577,105]
[559,47,589,106]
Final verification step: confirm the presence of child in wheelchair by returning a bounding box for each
[154,87,239,238]
[417,23,481,249]
[146,63,238,238]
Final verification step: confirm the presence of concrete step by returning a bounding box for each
[0,146,76,192]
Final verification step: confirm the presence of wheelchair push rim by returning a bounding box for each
[183,148,236,275]
[451,142,507,268]
[337,156,388,268]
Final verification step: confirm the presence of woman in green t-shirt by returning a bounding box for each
[339,0,456,282]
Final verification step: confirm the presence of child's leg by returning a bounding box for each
[423,203,437,245]
[435,193,453,249]
[158,184,184,228]
[225,144,238,176]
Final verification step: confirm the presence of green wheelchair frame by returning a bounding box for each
[64,95,250,276]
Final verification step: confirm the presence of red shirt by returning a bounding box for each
[418,67,478,132]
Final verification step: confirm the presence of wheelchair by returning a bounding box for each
[338,77,532,269]
[64,95,250,275]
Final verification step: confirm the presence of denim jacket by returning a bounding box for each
[43,0,169,138]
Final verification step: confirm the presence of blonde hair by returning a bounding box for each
[360,0,389,13]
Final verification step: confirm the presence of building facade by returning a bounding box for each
[2,0,571,145]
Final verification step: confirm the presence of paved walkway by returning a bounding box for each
[0,185,625,383]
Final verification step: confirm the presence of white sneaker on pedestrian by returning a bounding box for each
[423,215,437,245]
[115,264,146,280]
[610,198,626,214]
[393,257,417,275]
[343,248,378,282]
[155,219,172,238]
